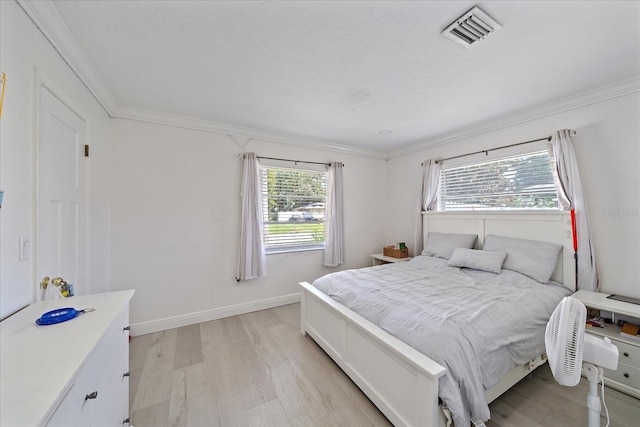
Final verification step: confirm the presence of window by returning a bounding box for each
[438,150,558,211]
[260,166,327,252]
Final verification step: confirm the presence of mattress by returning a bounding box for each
[312,255,572,426]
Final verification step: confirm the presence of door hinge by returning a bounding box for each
[84,145,89,157]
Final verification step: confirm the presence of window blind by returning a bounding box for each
[260,167,327,251]
[439,151,558,211]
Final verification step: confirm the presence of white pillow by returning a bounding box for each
[447,248,507,274]
[422,232,477,259]
[482,234,562,283]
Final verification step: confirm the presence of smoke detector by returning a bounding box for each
[442,6,502,47]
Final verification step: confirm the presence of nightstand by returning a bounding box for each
[371,253,412,266]
[572,289,640,398]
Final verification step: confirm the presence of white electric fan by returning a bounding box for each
[545,297,619,427]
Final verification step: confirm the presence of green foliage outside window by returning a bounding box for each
[440,151,558,211]
[265,168,326,221]
[261,166,327,250]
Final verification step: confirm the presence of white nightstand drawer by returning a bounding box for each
[604,363,640,389]
[611,338,640,368]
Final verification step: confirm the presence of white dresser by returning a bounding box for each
[1,290,135,426]
[572,289,640,398]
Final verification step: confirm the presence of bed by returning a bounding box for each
[299,211,576,427]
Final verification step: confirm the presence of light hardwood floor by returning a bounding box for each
[130,303,640,427]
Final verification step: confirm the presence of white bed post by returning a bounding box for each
[415,371,441,427]
[300,287,307,336]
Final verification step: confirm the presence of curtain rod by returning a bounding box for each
[256,155,333,167]
[425,131,576,165]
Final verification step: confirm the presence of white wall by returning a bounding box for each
[385,92,640,297]
[110,118,388,330]
[0,1,112,319]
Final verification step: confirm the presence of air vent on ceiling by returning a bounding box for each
[442,6,501,48]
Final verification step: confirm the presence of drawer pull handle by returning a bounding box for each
[85,391,98,401]
[624,373,630,378]
[123,417,130,424]
[623,352,629,357]
[123,326,130,331]
[123,371,130,378]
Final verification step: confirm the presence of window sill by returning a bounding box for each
[266,245,324,255]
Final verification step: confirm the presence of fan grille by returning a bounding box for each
[545,297,586,387]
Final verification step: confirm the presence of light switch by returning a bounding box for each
[19,237,30,261]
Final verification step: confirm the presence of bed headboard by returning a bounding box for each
[423,211,576,291]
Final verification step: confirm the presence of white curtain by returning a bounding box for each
[236,152,267,281]
[324,162,344,267]
[548,129,598,291]
[413,160,442,256]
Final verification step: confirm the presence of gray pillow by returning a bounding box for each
[447,248,507,274]
[422,232,477,259]
[482,234,562,283]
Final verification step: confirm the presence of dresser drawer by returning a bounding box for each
[604,362,640,389]
[91,348,130,426]
[610,338,640,368]
[47,305,130,426]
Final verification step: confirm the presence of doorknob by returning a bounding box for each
[52,277,66,287]
[41,277,67,289]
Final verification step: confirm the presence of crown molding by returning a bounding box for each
[111,106,388,159]
[388,76,640,159]
[17,0,118,114]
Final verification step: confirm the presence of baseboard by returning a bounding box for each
[129,293,301,336]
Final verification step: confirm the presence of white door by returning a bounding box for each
[37,85,87,298]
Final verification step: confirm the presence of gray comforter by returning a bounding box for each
[312,255,572,426]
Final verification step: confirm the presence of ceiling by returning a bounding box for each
[27,1,640,156]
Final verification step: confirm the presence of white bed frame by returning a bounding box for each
[299,211,576,427]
